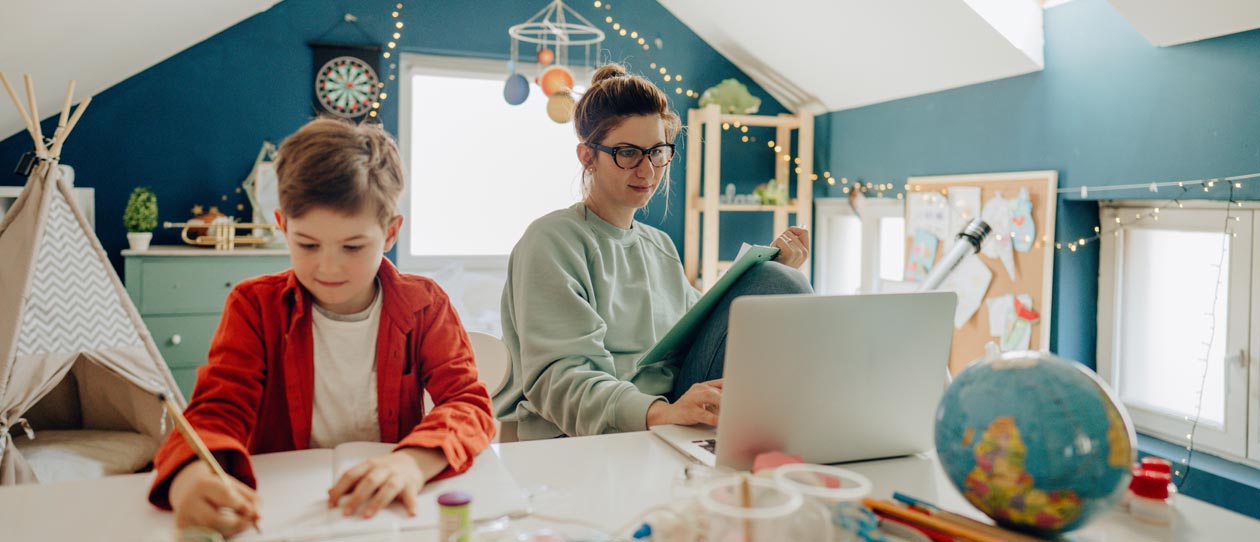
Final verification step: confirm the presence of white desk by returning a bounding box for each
[2,430,1257,541]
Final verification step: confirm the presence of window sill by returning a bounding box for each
[1138,433,1260,518]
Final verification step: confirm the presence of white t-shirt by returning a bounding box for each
[308,284,384,449]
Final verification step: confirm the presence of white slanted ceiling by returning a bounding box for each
[0,0,280,141]
[658,0,1045,113]
[1106,0,1260,47]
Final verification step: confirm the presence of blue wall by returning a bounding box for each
[824,0,1260,516]
[0,0,787,272]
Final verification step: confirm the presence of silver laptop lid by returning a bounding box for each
[715,292,956,470]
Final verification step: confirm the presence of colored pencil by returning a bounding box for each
[863,498,1005,542]
[158,392,261,534]
[893,492,1048,542]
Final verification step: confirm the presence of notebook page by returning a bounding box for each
[235,449,335,541]
[331,442,531,531]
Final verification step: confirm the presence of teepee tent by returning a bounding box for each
[0,74,184,485]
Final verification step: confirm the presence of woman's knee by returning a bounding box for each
[742,261,812,295]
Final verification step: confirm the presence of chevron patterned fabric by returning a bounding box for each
[15,189,143,356]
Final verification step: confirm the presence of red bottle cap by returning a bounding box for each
[1140,456,1172,474]
[1129,469,1172,500]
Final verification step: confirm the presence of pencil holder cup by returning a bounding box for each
[446,518,612,541]
[771,464,873,542]
[698,475,834,542]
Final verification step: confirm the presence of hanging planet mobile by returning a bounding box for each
[315,56,380,118]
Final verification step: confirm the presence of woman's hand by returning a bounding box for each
[647,379,723,427]
[169,461,261,537]
[772,226,810,269]
[327,448,448,518]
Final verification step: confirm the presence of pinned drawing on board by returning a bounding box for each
[980,194,1016,280]
[905,230,938,283]
[906,191,950,241]
[1010,188,1036,252]
[939,252,992,329]
[947,186,981,238]
[986,294,1040,351]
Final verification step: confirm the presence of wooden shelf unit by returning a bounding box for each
[683,104,813,289]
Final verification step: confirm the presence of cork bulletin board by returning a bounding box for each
[905,171,1058,375]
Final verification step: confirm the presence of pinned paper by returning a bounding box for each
[981,195,1017,280]
[1010,188,1036,252]
[948,186,982,237]
[940,252,992,328]
[907,192,950,240]
[986,294,1040,351]
[905,230,939,282]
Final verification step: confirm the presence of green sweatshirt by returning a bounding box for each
[494,203,700,440]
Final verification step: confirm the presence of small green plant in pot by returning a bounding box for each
[124,187,158,251]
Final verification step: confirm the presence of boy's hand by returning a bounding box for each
[327,448,449,518]
[169,461,261,537]
[647,379,723,427]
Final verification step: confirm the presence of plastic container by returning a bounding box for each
[1128,469,1173,525]
[1140,457,1178,497]
[771,464,874,542]
[699,475,834,542]
[439,491,473,542]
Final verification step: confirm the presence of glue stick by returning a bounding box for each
[438,491,472,542]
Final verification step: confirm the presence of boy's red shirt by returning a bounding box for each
[148,258,494,508]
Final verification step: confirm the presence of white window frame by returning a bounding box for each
[1097,200,1254,463]
[813,196,905,294]
[396,53,590,273]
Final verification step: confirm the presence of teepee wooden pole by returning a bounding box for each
[0,72,40,150]
[50,90,88,157]
[50,80,75,153]
[23,75,48,155]
[53,95,91,157]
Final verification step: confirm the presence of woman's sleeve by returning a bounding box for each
[508,230,662,436]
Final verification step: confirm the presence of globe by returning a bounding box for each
[935,351,1137,534]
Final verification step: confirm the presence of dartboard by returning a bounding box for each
[315,56,380,118]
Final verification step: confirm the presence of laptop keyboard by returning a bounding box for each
[694,438,717,454]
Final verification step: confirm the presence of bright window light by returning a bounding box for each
[1117,228,1227,428]
[408,74,580,256]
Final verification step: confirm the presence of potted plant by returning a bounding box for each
[123,187,158,251]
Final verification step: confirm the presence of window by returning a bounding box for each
[813,197,905,295]
[398,54,585,270]
[397,54,588,335]
[1098,202,1254,462]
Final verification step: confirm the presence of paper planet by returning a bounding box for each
[537,48,554,66]
[539,65,575,96]
[546,91,576,123]
[503,73,529,105]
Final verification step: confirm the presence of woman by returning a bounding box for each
[494,63,811,440]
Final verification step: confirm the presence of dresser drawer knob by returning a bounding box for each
[224,281,233,288]
[170,334,182,346]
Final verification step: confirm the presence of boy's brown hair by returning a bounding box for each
[275,117,404,227]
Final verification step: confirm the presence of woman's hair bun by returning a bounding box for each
[590,63,629,85]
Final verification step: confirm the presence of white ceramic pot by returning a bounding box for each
[127,232,153,251]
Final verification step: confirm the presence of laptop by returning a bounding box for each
[651,292,956,470]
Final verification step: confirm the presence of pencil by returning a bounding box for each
[893,492,1048,542]
[863,498,1004,542]
[158,392,261,534]
[740,475,753,542]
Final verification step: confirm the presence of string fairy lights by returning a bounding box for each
[367,3,406,120]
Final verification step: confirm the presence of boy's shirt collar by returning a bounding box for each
[281,257,417,334]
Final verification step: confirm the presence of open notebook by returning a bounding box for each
[237,443,529,542]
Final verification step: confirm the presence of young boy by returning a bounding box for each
[147,118,495,536]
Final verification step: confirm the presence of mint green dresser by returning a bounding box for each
[124,246,290,398]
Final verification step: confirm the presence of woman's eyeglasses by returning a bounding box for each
[587,142,676,169]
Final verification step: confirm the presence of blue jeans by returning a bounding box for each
[669,261,813,401]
